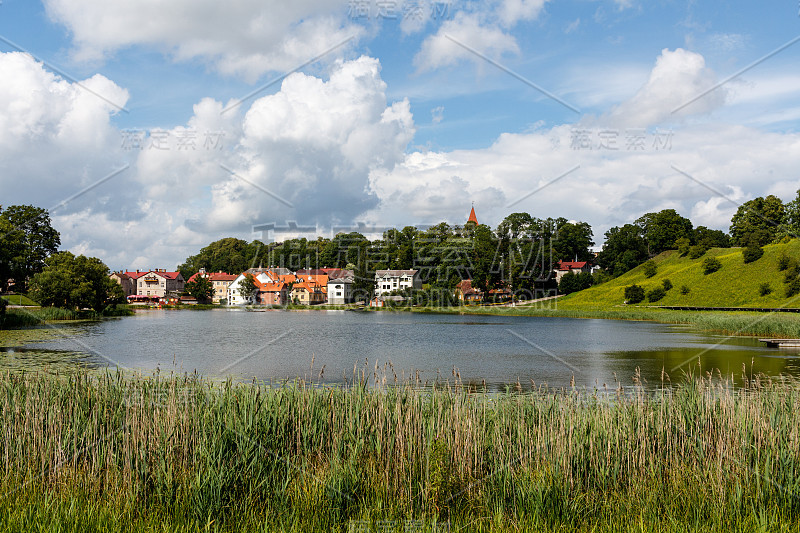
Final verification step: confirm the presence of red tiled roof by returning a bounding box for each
[557,261,588,271]
[456,279,482,295]
[128,270,182,280]
[253,278,286,292]
[189,271,237,283]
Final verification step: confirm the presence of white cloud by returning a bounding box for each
[414,13,520,72]
[431,106,444,123]
[600,48,725,128]
[497,0,549,27]
[197,56,415,232]
[44,0,362,81]
[565,18,581,34]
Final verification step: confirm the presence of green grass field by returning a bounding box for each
[563,239,800,309]
[1,293,40,306]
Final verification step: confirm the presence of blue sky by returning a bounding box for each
[1,0,799,269]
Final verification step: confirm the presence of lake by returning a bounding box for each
[3,308,800,390]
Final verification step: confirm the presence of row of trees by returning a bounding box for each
[0,205,61,293]
[0,204,124,314]
[178,215,596,299]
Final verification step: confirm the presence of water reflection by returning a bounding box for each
[3,309,799,389]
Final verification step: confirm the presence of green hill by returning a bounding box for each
[561,239,800,309]
[1,293,39,307]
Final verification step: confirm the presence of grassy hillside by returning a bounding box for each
[562,239,800,309]
[1,293,39,306]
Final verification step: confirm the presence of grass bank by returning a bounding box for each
[0,305,134,328]
[2,371,799,532]
[413,304,800,338]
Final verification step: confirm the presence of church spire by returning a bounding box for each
[467,203,478,225]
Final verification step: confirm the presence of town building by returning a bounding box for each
[109,272,136,297]
[112,270,185,298]
[327,277,354,304]
[227,270,282,305]
[290,281,325,305]
[374,270,422,296]
[554,261,591,282]
[187,269,237,303]
[455,279,483,304]
[254,279,288,306]
[134,270,185,298]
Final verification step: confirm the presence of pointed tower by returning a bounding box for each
[467,204,478,225]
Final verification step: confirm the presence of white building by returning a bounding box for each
[227,271,280,305]
[327,277,354,304]
[374,270,421,296]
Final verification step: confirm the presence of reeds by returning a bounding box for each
[0,371,798,531]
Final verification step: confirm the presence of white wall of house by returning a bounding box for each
[327,278,353,304]
[227,274,252,305]
[374,270,421,296]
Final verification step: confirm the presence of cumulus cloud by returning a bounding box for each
[194,56,415,232]
[0,52,128,215]
[44,0,362,81]
[600,48,725,128]
[414,13,520,72]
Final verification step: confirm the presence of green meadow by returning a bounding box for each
[564,239,800,309]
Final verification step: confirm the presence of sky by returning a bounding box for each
[1,0,799,270]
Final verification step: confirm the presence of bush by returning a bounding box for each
[787,278,800,298]
[662,279,673,291]
[647,287,666,303]
[742,245,764,264]
[680,285,690,295]
[702,257,721,274]
[688,245,708,259]
[624,284,645,304]
[558,271,593,295]
[759,283,772,296]
[784,261,799,284]
[676,237,691,257]
[642,260,657,278]
[778,253,790,271]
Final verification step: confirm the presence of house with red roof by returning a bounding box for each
[290,280,325,305]
[253,278,288,306]
[188,269,238,303]
[455,279,483,304]
[111,269,185,298]
[554,261,591,282]
[135,269,185,298]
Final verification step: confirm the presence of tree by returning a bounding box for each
[552,221,594,262]
[558,271,592,294]
[730,195,785,246]
[184,275,213,302]
[635,209,693,256]
[597,224,648,277]
[28,252,119,312]
[177,237,254,279]
[0,216,24,293]
[0,205,60,292]
[238,274,259,304]
[693,226,730,249]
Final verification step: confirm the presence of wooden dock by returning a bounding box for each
[759,338,800,348]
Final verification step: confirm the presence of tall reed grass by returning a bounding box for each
[0,371,798,532]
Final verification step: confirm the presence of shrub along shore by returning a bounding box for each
[1,371,799,532]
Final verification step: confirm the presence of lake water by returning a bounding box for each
[3,309,800,390]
